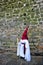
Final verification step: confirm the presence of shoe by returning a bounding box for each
[20,57,24,59]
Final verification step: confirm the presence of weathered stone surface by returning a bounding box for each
[0,0,43,52]
[0,52,43,65]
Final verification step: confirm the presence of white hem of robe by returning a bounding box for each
[17,39,31,61]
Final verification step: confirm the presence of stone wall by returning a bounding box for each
[0,18,43,52]
[0,0,43,52]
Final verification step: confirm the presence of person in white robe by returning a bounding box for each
[17,26,31,61]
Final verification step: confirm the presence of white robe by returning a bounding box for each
[17,39,31,61]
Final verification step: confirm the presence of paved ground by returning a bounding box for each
[0,50,43,65]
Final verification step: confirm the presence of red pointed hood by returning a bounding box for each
[21,27,28,40]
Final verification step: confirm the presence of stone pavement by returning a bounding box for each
[0,52,43,65]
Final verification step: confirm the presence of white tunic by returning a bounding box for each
[17,39,31,61]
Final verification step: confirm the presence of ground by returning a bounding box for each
[0,50,43,65]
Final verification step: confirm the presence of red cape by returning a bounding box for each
[21,27,28,40]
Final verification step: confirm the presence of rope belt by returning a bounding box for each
[21,43,26,54]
